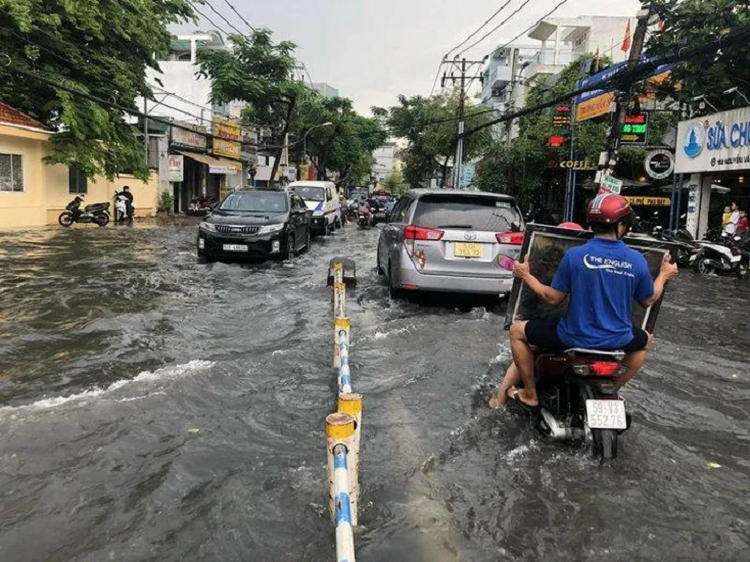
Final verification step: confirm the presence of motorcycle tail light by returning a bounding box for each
[591,361,620,376]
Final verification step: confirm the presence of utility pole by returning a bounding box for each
[600,6,651,183]
[506,48,520,148]
[143,98,149,166]
[442,57,485,189]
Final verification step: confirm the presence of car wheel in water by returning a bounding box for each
[281,234,295,260]
[304,228,312,252]
[388,261,404,299]
[197,253,214,264]
[58,212,74,227]
[334,216,341,230]
[377,247,384,276]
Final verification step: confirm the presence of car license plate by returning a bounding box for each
[454,243,482,258]
[731,255,741,263]
[586,399,627,430]
[222,244,248,252]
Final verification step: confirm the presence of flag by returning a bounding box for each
[621,20,632,53]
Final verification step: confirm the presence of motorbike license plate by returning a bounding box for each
[454,243,483,258]
[586,399,627,430]
[222,244,248,252]
[731,255,741,263]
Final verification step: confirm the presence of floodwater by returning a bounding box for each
[0,225,748,562]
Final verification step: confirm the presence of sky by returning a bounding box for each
[180,0,641,115]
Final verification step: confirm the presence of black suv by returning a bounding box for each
[197,189,312,262]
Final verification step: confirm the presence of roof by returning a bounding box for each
[407,189,517,201]
[0,103,50,131]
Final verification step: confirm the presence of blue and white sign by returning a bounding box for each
[675,106,750,174]
[574,57,673,104]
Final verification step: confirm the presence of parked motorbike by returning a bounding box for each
[187,196,216,216]
[690,232,748,278]
[58,202,110,227]
[357,209,373,229]
[652,226,699,267]
[530,347,630,460]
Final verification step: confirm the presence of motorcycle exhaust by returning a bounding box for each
[539,409,585,440]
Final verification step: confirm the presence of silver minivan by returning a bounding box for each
[377,190,525,298]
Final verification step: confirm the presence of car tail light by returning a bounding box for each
[496,232,524,245]
[590,361,621,376]
[404,225,444,241]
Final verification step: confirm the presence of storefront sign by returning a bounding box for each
[620,113,649,145]
[645,149,674,179]
[576,92,615,122]
[600,175,623,194]
[624,196,671,206]
[546,160,597,170]
[209,165,240,175]
[171,121,207,152]
[548,135,566,148]
[168,154,184,182]
[675,106,750,174]
[213,118,241,159]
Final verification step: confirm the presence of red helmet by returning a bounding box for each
[587,192,632,224]
[558,222,584,230]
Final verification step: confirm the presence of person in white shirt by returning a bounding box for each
[724,202,740,235]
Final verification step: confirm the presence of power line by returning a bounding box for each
[185,1,233,38]
[202,0,246,36]
[457,0,535,57]
[448,0,514,57]
[481,0,571,59]
[221,0,256,32]
[462,25,750,139]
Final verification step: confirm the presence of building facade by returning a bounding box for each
[372,143,397,183]
[0,104,158,228]
[312,83,339,98]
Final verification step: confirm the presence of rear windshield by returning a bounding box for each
[292,186,326,201]
[412,194,522,232]
[220,191,288,213]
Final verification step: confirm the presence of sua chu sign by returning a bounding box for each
[675,106,750,174]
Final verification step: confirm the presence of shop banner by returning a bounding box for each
[171,121,207,152]
[576,92,615,122]
[168,155,184,182]
[625,196,671,207]
[213,118,241,159]
[675,106,750,174]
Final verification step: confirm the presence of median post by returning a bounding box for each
[337,393,362,526]
[326,412,356,561]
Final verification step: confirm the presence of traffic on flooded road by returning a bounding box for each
[0,224,747,562]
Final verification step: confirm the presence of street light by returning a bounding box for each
[303,121,333,158]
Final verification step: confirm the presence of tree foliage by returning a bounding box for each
[381,169,408,195]
[0,0,194,180]
[647,0,750,111]
[375,93,494,188]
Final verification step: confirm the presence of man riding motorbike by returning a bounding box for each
[66,194,86,222]
[116,185,134,220]
[489,193,678,409]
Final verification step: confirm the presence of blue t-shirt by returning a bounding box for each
[551,238,655,350]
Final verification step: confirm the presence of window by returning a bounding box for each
[0,153,23,192]
[412,194,522,232]
[68,165,88,194]
[389,196,412,223]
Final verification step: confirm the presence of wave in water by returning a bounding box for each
[0,360,214,414]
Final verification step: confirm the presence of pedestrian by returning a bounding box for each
[722,205,732,229]
[723,202,740,235]
[737,209,749,233]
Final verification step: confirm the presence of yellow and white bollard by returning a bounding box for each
[326,412,356,562]
[337,393,362,526]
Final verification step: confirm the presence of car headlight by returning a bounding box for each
[258,223,284,235]
[312,210,324,217]
[199,221,216,232]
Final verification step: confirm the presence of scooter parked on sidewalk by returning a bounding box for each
[690,232,748,278]
[58,202,110,227]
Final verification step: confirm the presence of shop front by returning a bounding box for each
[675,106,750,238]
[169,121,208,213]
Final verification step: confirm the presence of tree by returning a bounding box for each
[375,93,494,188]
[295,94,386,183]
[475,56,612,209]
[647,0,750,111]
[0,0,194,180]
[381,170,408,195]
[196,29,304,183]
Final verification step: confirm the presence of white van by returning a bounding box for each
[287,181,341,235]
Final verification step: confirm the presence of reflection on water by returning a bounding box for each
[0,225,748,562]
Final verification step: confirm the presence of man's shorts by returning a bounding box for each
[524,318,649,353]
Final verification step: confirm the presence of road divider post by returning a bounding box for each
[326,412,356,562]
[337,393,362,526]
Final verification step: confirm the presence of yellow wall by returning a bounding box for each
[0,123,159,229]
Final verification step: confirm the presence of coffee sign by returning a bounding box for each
[645,149,675,179]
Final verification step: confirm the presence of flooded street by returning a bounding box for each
[0,225,748,562]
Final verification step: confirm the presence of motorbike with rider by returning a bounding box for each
[489,193,678,459]
[114,185,134,224]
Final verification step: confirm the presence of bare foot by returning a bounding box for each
[507,386,539,408]
[487,381,513,409]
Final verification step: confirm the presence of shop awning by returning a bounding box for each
[176,150,242,174]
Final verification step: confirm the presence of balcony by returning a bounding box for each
[522,49,574,81]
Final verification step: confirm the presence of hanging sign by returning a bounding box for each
[171,121,207,152]
[548,135,566,148]
[620,113,649,145]
[600,175,623,194]
[645,149,675,179]
[168,154,184,182]
[212,118,241,159]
